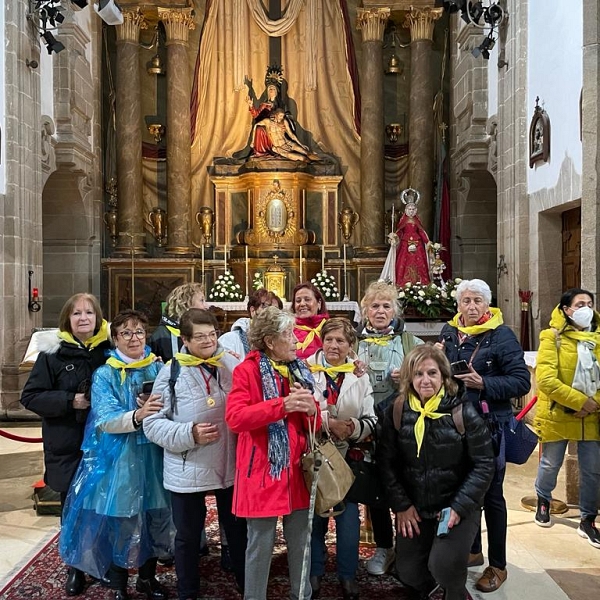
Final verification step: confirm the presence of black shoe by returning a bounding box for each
[340,578,359,600]
[577,517,600,549]
[136,577,168,600]
[157,555,174,568]
[310,575,322,599]
[535,496,551,527]
[65,567,85,596]
[113,590,129,600]
[220,544,233,572]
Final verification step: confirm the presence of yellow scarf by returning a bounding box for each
[362,334,394,346]
[166,325,181,338]
[309,362,355,378]
[174,351,224,369]
[269,359,291,381]
[106,353,157,384]
[58,320,110,349]
[408,387,446,457]
[448,307,504,336]
[296,318,326,352]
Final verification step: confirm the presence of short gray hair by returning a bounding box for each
[455,279,492,305]
[248,306,295,351]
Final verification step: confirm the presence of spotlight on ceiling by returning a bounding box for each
[471,34,495,60]
[71,0,88,8]
[42,31,65,54]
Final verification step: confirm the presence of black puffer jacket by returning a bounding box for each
[440,323,530,417]
[378,393,494,519]
[21,332,110,492]
[149,316,183,362]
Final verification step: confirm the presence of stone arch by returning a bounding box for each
[41,169,95,326]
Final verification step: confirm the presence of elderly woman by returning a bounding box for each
[355,281,423,576]
[225,306,320,600]
[150,282,206,361]
[439,279,530,593]
[379,345,494,600]
[144,309,247,599]
[21,293,111,597]
[306,318,376,600]
[59,310,172,600]
[533,288,600,546]
[291,282,330,360]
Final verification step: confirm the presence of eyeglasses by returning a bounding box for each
[191,331,218,342]
[118,329,146,341]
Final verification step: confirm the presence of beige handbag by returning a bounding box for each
[302,416,355,517]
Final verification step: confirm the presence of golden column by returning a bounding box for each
[159,7,196,255]
[356,7,390,249]
[115,9,148,256]
[403,6,443,233]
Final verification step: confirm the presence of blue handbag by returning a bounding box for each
[504,397,539,465]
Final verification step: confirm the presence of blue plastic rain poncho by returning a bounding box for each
[59,348,173,579]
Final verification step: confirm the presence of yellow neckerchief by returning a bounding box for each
[295,318,326,352]
[106,353,156,385]
[175,351,224,369]
[166,325,181,338]
[269,359,291,382]
[58,320,110,350]
[309,362,355,378]
[362,334,394,346]
[408,387,446,457]
[448,306,504,336]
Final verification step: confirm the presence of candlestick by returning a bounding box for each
[224,243,228,272]
[321,244,325,273]
[201,243,205,285]
[299,245,303,281]
[391,204,395,232]
[245,245,249,297]
[343,243,349,301]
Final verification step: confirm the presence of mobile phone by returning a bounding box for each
[437,507,451,537]
[142,381,154,395]
[451,360,470,376]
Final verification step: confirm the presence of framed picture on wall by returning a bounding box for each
[529,96,550,168]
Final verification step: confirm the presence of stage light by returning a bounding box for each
[71,0,88,8]
[471,34,495,60]
[42,31,65,54]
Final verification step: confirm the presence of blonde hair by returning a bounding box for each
[360,281,400,322]
[165,283,205,320]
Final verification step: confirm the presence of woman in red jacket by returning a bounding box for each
[291,282,329,360]
[226,306,320,600]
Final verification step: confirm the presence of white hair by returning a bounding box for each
[455,279,492,305]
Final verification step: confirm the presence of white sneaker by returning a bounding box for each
[366,547,395,576]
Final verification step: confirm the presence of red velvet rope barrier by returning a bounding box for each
[0,429,43,443]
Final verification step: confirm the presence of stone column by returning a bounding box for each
[403,7,443,233]
[159,7,196,255]
[114,10,147,256]
[356,8,389,248]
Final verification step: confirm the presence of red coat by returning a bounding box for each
[226,351,320,518]
[294,314,329,360]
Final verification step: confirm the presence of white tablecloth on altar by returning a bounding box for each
[207,301,362,323]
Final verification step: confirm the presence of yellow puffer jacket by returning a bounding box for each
[534,306,600,442]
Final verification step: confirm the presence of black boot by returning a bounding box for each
[136,577,168,600]
[65,567,85,596]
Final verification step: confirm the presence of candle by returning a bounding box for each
[391,204,395,232]
[224,243,228,272]
[299,245,303,281]
[343,243,348,301]
[245,245,249,297]
[321,244,325,273]
[201,243,205,285]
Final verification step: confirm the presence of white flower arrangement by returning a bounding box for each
[398,277,462,319]
[208,270,244,301]
[252,271,264,291]
[310,270,339,301]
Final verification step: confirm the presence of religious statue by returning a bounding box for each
[393,188,431,286]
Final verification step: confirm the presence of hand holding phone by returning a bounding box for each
[138,380,155,406]
[451,360,471,376]
[437,507,452,537]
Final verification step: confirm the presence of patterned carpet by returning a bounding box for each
[0,502,462,599]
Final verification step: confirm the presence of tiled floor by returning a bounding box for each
[0,425,599,598]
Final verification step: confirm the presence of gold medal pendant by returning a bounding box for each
[206,397,216,407]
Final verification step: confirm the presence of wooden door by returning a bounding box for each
[562,207,581,290]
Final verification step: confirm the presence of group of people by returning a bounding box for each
[21,276,600,600]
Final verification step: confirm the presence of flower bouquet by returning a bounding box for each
[310,270,339,301]
[252,271,264,290]
[398,278,461,319]
[208,271,244,301]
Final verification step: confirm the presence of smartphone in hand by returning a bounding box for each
[450,360,470,376]
[437,507,452,537]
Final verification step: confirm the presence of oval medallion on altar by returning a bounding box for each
[265,198,287,233]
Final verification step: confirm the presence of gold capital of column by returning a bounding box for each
[356,8,390,43]
[403,7,443,42]
[115,9,148,42]
[159,7,196,43]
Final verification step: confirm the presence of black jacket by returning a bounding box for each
[21,334,110,492]
[378,393,494,519]
[439,323,531,417]
[149,316,183,362]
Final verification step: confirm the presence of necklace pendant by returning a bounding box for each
[206,396,216,407]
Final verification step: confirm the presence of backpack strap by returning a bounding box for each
[167,358,181,415]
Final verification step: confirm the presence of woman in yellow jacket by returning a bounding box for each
[534,288,600,548]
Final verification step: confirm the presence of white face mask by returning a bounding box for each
[570,306,594,328]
